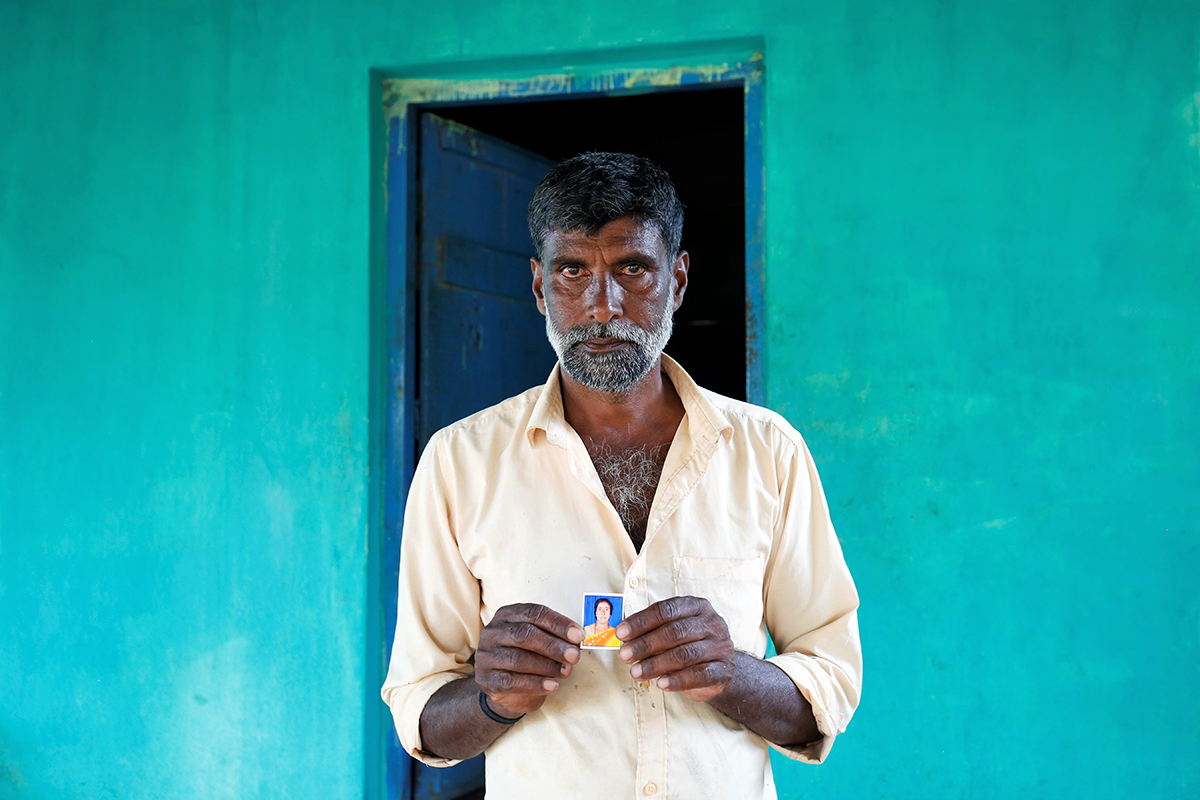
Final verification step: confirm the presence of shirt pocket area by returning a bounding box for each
[672,555,765,654]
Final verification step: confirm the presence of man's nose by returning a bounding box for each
[586,273,624,324]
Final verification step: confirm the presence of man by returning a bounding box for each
[382,153,861,799]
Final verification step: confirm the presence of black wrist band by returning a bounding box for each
[478,690,525,725]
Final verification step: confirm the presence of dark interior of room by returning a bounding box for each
[427,85,747,400]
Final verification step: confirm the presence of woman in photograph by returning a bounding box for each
[582,597,621,647]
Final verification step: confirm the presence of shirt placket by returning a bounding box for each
[625,561,666,798]
[627,417,720,799]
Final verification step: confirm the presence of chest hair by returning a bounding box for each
[585,442,669,552]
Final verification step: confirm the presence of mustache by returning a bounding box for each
[561,319,654,349]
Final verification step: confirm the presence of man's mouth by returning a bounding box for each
[578,338,631,353]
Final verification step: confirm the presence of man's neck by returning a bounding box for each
[559,358,685,452]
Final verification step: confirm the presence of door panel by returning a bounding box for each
[408,112,558,800]
[417,112,558,452]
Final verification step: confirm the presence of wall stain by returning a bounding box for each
[1185,91,1200,159]
[0,742,26,793]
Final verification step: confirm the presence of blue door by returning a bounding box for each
[407,112,558,800]
[416,112,558,448]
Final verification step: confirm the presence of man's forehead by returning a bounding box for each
[542,217,666,258]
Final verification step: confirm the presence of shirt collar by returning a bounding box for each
[524,354,734,447]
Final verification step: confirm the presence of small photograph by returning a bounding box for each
[581,593,624,649]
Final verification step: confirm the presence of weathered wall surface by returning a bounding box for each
[1,1,1196,798]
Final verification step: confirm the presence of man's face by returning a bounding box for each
[531,217,689,395]
[596,601,612,626]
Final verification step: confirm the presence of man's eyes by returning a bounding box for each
[556,264,648,277]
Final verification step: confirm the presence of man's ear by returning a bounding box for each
[531,258,546,315]
[672,251,690,312]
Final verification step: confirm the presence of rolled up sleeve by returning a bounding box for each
[763,433,862,764]
[380,432,482,766]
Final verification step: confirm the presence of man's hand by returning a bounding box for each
[616,596,737,702]
[476,603,584,717]
[418,603,583,761]
[615,595,821,747]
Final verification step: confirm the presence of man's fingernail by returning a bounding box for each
[619,645,633,662]
[561,663,572,677]
[567,627,584,643]
[630,663,642,678]
[565,647,580,663]
[544,679,559,691]
[657,677,670,689]
[616,625,629,639]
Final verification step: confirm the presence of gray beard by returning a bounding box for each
[544,309,674,395]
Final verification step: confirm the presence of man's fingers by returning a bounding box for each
[614,595,736,696]
[480,669,560,696]
[616,596,706,641]
[485,645,569,679]
[628,639,725,680]
[487,620,581,664]
[494,603,584,647]
[618,616,710,663]
[650,660,734,693]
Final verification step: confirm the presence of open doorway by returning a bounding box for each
[371,53,765,800]
[410,87,745,800]
[429,86,746,401]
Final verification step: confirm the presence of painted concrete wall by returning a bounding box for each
[2,1,1196,798]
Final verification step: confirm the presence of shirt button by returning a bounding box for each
[643,783,658,796]
[629,576,639,588]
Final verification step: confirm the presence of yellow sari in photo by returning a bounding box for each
[582,626,622,647]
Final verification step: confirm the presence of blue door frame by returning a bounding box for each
[367,38,767,800]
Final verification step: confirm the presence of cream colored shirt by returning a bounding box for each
[381,357,862,800]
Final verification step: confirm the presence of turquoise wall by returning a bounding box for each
[2,1,1196,798]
